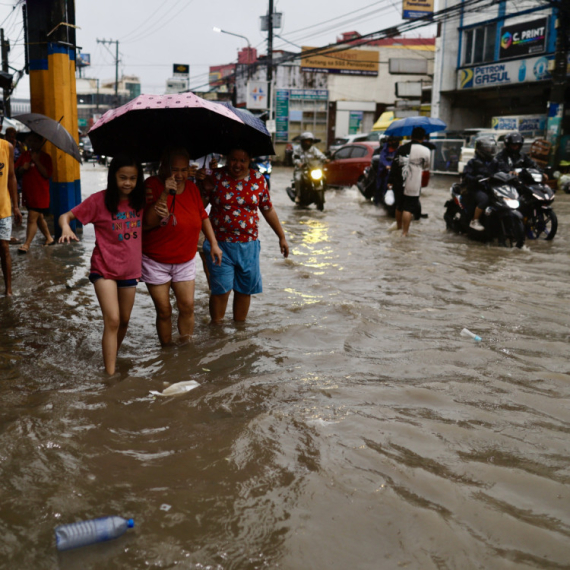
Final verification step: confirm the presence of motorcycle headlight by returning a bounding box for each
[504,199,519,209]
[258,166,267,173]
[310,168,323,181]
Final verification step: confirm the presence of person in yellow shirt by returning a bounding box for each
[0,133,22,296]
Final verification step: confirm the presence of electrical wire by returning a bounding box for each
[122,0,196,45]
[120,0,177,42]
[121,0,187,43]
[0,0,22,30]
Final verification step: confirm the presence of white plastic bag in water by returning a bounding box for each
[150,380,200,397]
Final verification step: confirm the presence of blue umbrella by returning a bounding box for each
[384,116,447,137]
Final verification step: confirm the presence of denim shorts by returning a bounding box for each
[0,216,11,241]
[203,239,262,296]
[89,273,139,288]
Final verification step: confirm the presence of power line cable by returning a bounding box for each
[122,0,195,45]
[120,0,176,41]
[122,0,187,43]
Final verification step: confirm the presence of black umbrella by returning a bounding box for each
[13,113,81,163]
[88,92,275,163]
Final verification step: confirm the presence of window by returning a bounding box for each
[334,147,353,160]
[350,146,368,159]
[463,23,496,65]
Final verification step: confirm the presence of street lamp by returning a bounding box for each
[213,27,254,98]
[212,27,251,50]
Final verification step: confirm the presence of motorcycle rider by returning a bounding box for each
[461,136,497,231]
[491,131,538,175]
[293,132,327,203]
[374,136,400,205]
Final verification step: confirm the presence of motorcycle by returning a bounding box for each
[286,159,326,211]
[515,168,557,240]
[251,156,272,189]
[444,171,525,248]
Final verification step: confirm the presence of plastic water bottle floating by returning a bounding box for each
[55,516,134,551]
[460,328,482,342]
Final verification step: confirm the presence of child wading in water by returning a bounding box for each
[59,155,146,375]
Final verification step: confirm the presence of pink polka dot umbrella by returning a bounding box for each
[88,92,274,162]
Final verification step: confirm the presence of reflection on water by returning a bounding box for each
[1,166,570,568]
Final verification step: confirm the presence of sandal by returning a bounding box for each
[17,245,29,254]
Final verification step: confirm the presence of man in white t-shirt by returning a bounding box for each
[387,127,431,236]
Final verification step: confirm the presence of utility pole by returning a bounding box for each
[96,38,120,105]
[267,0,273,122]
[25,0,81,235]
[0,29,10,117]
[547,1,569,164]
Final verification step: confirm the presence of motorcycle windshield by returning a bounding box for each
[493,184,519,200]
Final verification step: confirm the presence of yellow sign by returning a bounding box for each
[402,0,434,19]
[301,47,379,77]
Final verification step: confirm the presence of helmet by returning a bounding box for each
[505,132,524,147]
[475,136,497,161]
[387,135,401,145]
[300,131,315,142]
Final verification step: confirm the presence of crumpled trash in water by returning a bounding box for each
[150,380,200,397]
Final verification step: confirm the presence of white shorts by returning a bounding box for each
[0,216,12,241]
[141,254,196,285]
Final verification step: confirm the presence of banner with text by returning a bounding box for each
[301,47,378,76]
[402,0,434,20]
[499,18,547,60]
[458,53,570,90]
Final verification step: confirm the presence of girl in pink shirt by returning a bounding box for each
[58,155,146,376]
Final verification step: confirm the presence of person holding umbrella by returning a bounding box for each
[387,127,431,237]
[142,147,222,346]
[200,147,289,324]
[15,133,55,252]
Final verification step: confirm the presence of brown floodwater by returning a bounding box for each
[1,165,569,569]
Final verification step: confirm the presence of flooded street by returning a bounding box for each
[1,164,570,569]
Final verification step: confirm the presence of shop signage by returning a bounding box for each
[348,111,363,134]
[499,18,547,60]
[290,89,329,101]
[247,81,268,110]
[457,53,568,90]
[402,0,434,20]
[492,114,547,135]
[301,47,378,77]
[275,89,290,142]
[173,64,190,76]
[77,53,90,68]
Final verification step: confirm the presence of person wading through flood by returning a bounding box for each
[15,133,54,252]
[199,147,289,324]
[387,127,431,237]
[0,130,22,296]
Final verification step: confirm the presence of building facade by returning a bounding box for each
[211,35,435,160]
[432,0,569,148]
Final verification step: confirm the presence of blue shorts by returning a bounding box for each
[203,239,262,296]
[89,273,139,288]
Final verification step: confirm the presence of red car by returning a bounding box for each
[325,142,379,187]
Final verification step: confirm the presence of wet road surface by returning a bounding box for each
[1,164,570,569]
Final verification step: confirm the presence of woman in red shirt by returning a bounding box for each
[143,148,222,346]
[15,133,54,252]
